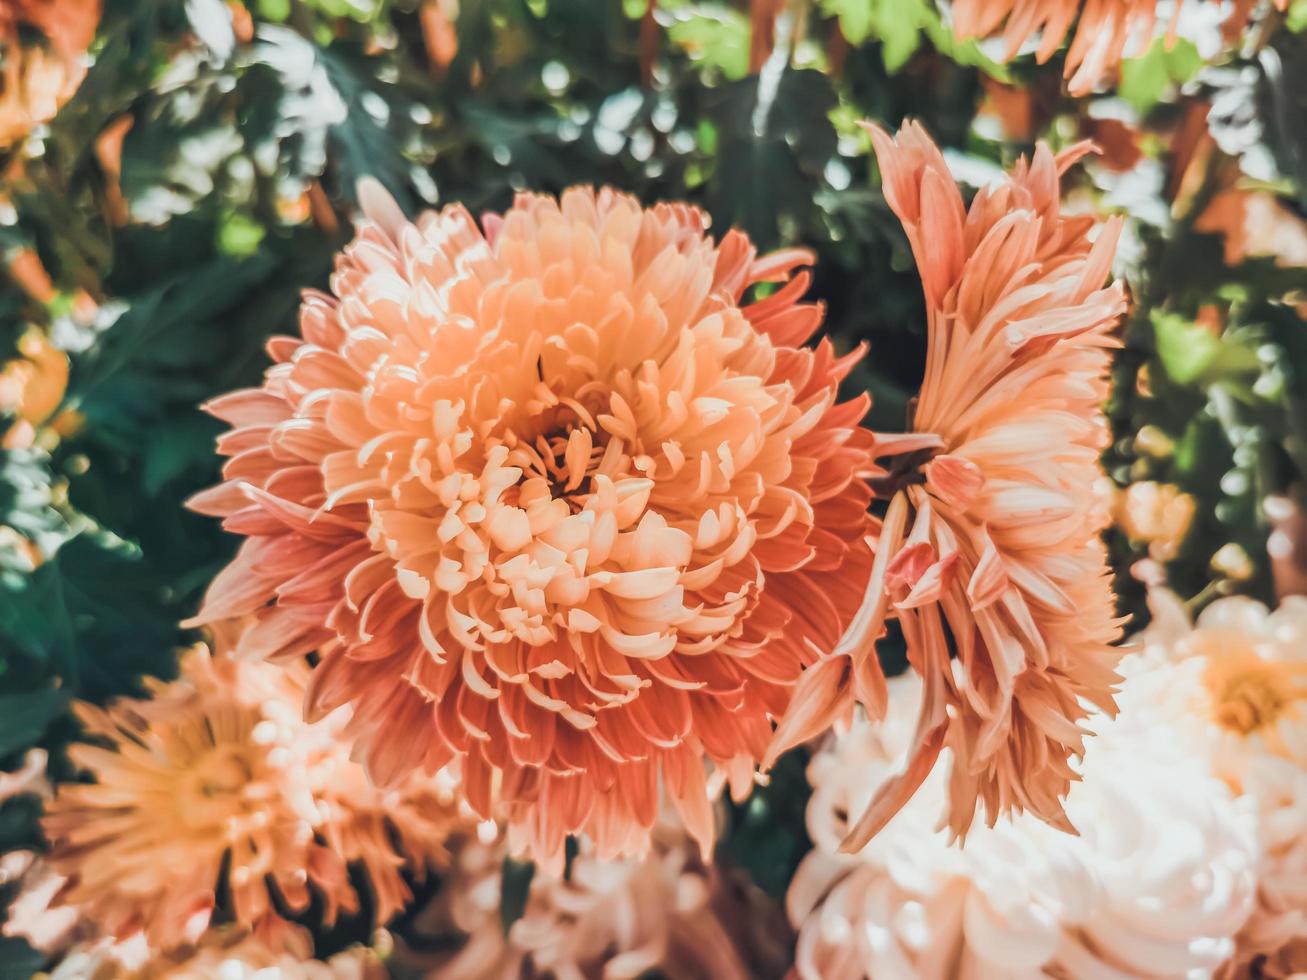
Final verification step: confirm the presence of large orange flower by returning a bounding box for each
[187,184,896,868]
[952,0,1286,96]
[773,121,1126,849]
[42,646,464,950]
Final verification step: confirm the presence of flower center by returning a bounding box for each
[506,395,624,511]
[1200,644,1305,737]
[177,745,263,830]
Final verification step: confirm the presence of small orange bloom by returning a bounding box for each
[773,121,1126,848]
[186,183,897,869]
[42,646,464,950]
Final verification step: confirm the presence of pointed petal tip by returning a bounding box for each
[356,176,409,240]
[763,656,851,770]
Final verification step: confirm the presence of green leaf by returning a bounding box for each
[820,0,1009,78]
[0,937,45,980]
[1120,37,1202,114]
[666,4,750,80]
[217,211,266,258]
[0,688,69,759]
[1289,0,1307,31]
[1151,312,1261,385]
[1151,316,1211,388]
[821,0,874,46]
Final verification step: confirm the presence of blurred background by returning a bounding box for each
[1,0,1307,974]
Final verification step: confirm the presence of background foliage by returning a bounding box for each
[3,0,1307,971]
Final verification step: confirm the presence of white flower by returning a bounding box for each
[790,670,1260,980]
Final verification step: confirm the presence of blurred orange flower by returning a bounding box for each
[952,0,1285,95]
[423,822,750,980]
[774,121,1126,850]
[0,0,100,148]
[42,646,465,951]
[1116,480,1197,561]
[0,327,69,447]
[186,182,899,869]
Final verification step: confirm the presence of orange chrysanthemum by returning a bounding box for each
[773,121,1126,849]
[952,0,1287,96]
[42,646,464,950]
[186,183,895,868]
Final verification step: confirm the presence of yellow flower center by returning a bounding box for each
[1196,635,1307,738]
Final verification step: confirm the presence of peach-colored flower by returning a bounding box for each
[789,673,1259,980]
[413,821,750,980]
[1134,591,1307,978]
[951,0,1286,96]
[41,645,465,951]
[186,183,897,868]
[773,121,1126,849]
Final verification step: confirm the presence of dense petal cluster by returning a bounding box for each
[788,674,1260,980]
[415,821,750,980]
[1136,592,1307,978]
[773,121,1125,847]
[951,0,1286,95]
[187,184,885,866]
[0,0,100,147]
[41,646,465,951]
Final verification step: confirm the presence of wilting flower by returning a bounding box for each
[788,673,1260,980]
[412,821,751,980]
[186,183,896,866]
[1135,591,1307,977]
[45,926,384,980]
[42,646,465,951]
[771,121,1125,848]
[951,0,1286,96]
[0,0,100,148]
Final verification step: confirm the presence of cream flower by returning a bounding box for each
[1133,591,1307,978]
[789,673,1260,979]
